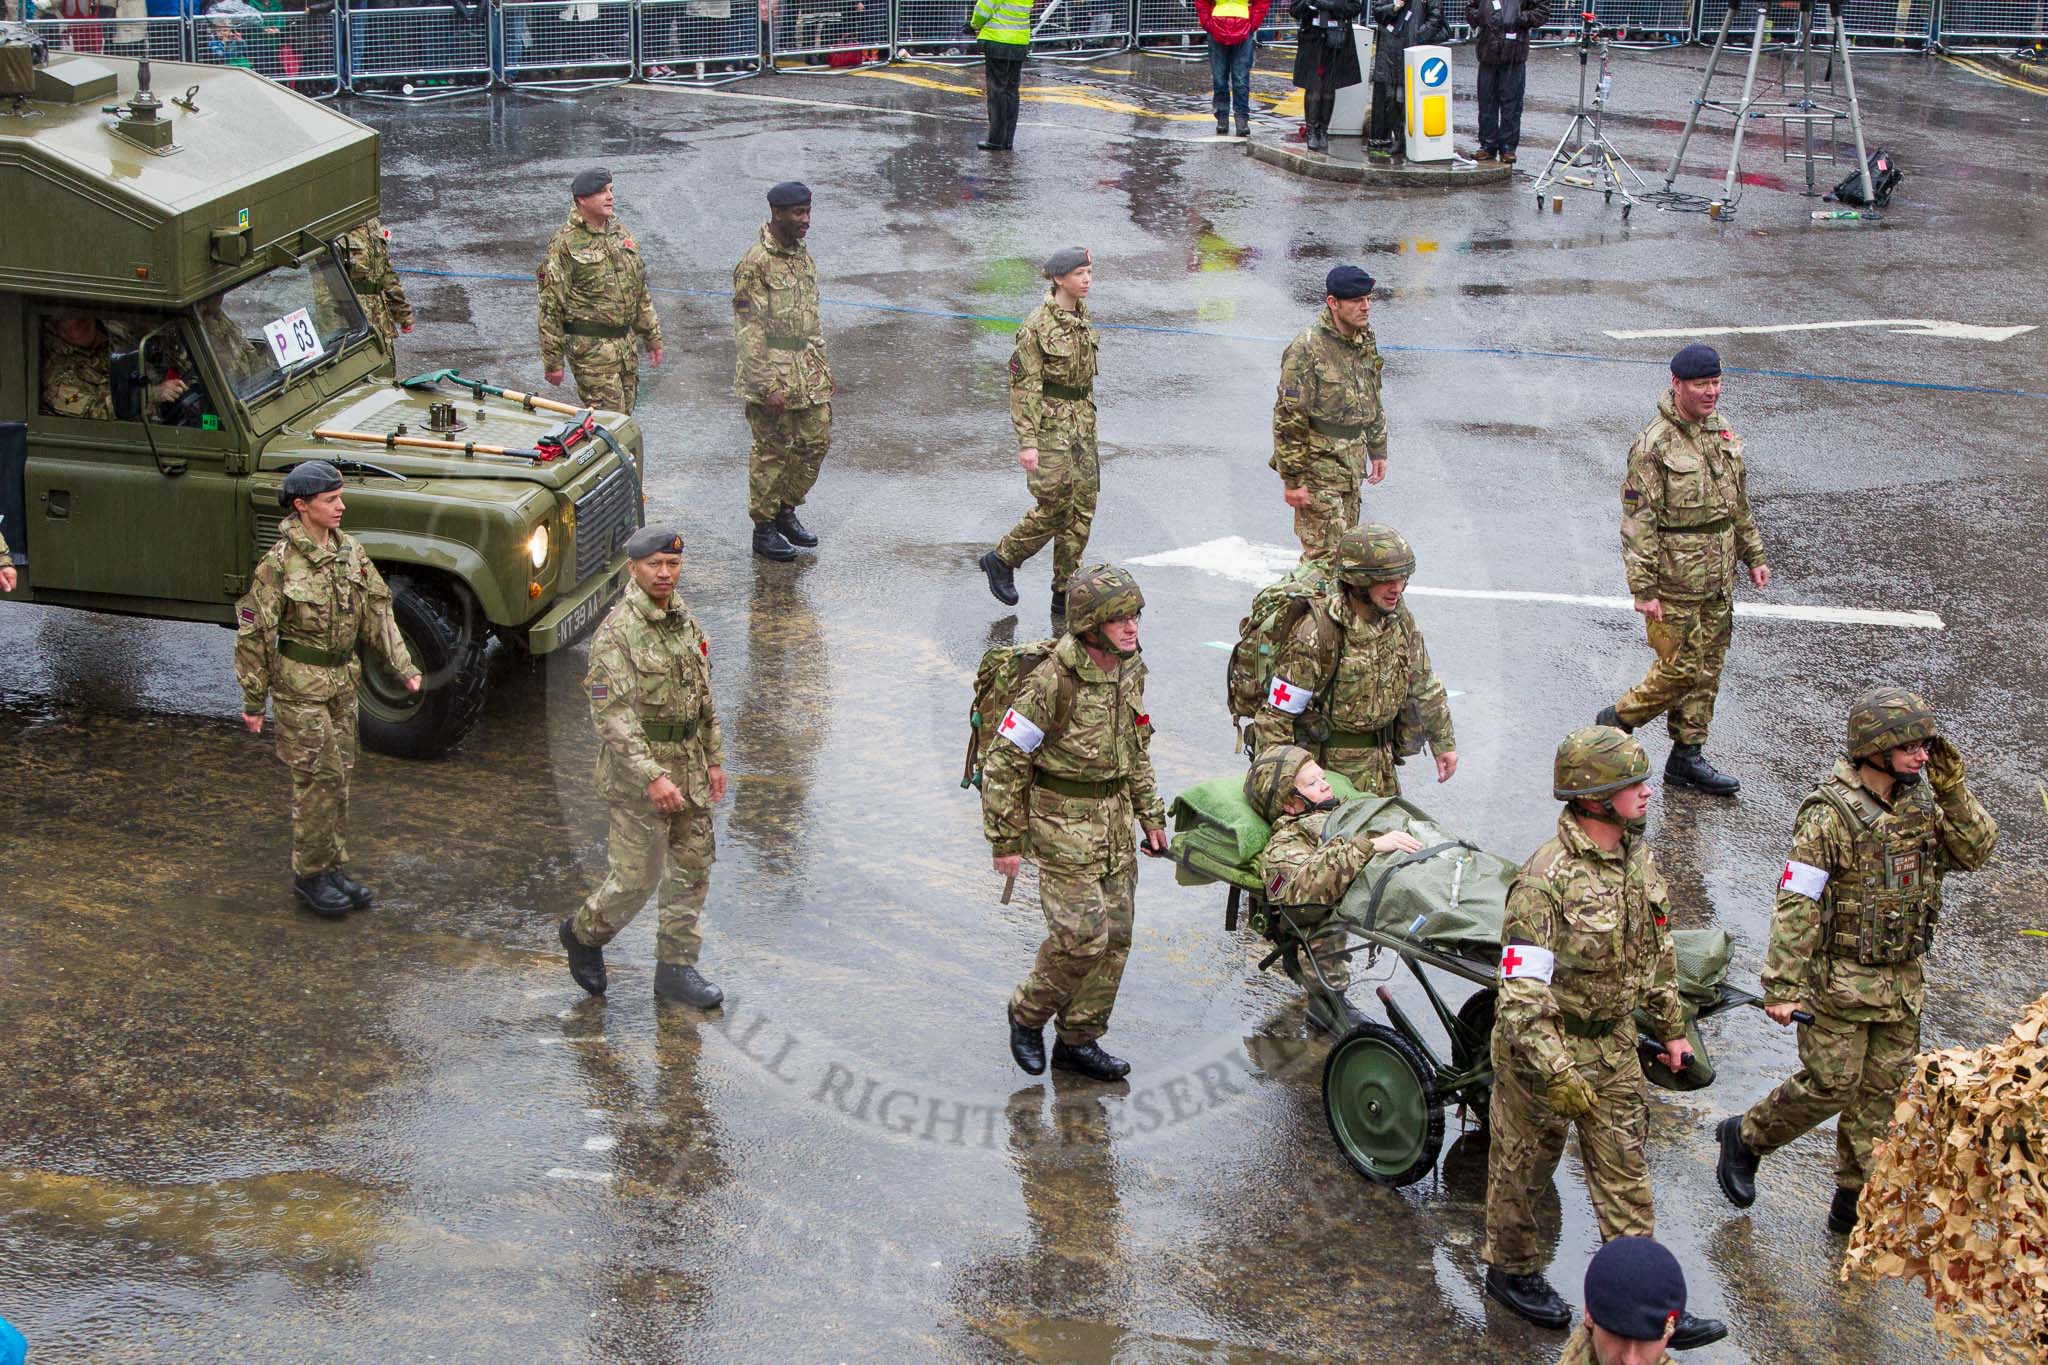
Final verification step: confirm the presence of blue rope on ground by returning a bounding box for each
[397,267,2048,400]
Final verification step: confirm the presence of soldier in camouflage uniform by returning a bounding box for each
[1271,265,1390,559]
[978,247,1102,618]
[1716,686,1998,1236]
[1482,726,1724,1353]
[0,526,16,594]
[1247,744,1423,1035]
[39,314,187,420]
[732,181,834,563]
[335,217,414,353]
[1250,522,1456,796]
[1596,344,1769,798]
[560,527,729,1010]
[537,168,664,416]
[235,462,421,918]
[1560,1236,1688,1365]
[985,564,1167,1082]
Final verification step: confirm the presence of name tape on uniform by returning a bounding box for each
[1779,859,1829,899]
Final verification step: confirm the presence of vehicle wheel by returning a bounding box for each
[1451,988,1497,1130]
[1323,1020,1445,1187]
[359,573,489,759]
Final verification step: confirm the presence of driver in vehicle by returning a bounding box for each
[40,314,187,421]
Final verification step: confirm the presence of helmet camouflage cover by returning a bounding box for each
[1554,725,1652,800]
[1846,685,1937,759]
[1245,744,1316,823]
[1064,564,1145,636]
[1334,523,1417,587]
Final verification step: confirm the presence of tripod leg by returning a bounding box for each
[1834,1,1876,202]
[1800,0,1817,195]
[1664,5,1737,190]
[1721,17,1768,204]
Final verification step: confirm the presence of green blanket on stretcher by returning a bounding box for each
[1168,778,1733,1006]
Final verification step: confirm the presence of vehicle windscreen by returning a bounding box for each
[206,252,369,403]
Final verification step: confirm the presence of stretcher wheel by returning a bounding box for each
[1322,1020,1445,1187]
[1450,989,1497,1130]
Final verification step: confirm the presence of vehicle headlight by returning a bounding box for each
[527,525,551,570]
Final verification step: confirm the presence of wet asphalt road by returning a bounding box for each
[4,43,2046,1363]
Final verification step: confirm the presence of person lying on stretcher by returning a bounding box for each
[1246,743,1427,1036]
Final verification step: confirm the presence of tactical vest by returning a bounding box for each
[1812,774,1942,965]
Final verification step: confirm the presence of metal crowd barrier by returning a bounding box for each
[1029,0,1131,54]
[765,0,891,66]
[23,14,185,63]
[499,0,633,86]
[638,0,762,79]
[1932,0,2047,44]
[892,0,979,58]
[346,2,492,97]
[191,8,342,96]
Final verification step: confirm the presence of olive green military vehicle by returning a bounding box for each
[0,49,643,757]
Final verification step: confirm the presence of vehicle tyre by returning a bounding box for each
[1450,988,1497,1131]
[358,573,488,759]
[1323,1019,1445,1187]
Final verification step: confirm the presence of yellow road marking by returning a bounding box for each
[1940,54,2048,95]
[854,62,1303,120]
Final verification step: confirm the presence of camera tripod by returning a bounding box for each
[1661,0,1875,209]
[1531,11,1645,216]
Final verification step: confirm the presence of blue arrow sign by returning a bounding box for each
[1421,56,1448,86]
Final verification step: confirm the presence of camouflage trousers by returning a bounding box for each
[1292,480,1361,560]
[572,798,715,967]
[1010,860,1136,1046]
[1484,1029,1654,1275]
[274,690,358,877]
[565,335,642,415]
[360,296,400,354]
[1316,739,1397,800]
[745,400,833,525]
[996,432,1100,595]
[1614,592,1733,747]
[1741,1006,1920,1191]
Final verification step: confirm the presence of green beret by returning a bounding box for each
[626,526,684,559]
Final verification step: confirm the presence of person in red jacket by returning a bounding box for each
[1196,0,1274,139]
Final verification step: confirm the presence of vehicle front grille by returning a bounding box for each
[255,513,284,554]
[573,466,639,582]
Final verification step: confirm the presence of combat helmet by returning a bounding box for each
[1064,564,1145,637]
[1846,685,1937,760]
[1333,523,1416,589]
[1245,744,1316,823]
[1554,725,1652,800]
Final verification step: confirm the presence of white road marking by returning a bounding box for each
[582,1135,618,1154]
[1131,537,1945,630]
[1604,319,2036,343]
[545,1167,614,1183]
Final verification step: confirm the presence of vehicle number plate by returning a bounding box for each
[262,308,326,368]
[558,576,616,641]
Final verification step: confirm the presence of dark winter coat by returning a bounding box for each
[1463,0,1550,64]
[1290,0,1364,89]
[1369,0,1449,86]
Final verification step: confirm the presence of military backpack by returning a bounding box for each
[961,639,1078,790]
[1223,557,1336,751]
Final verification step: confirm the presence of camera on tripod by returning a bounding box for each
[1573,10,1628,41]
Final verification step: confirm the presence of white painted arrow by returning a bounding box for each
[1604,319,2036,342]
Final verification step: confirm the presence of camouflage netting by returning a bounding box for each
[1841,992,2048,1364]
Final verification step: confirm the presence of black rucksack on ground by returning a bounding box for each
[1829,149,1901,207]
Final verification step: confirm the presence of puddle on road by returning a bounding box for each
[974,1311,1315,1363]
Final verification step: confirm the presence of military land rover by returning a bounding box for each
[0,47,643,756]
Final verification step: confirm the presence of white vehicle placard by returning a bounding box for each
[262,308,325,368]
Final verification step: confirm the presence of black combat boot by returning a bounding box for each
[1670,1311,1729,1351]
[1008,1004,1047,1076]
[1827,1186,1860,1235]
[1216,115,1231,136]
[1049,589,1066,618]
[1235,113,1251,138]
[1716,1115,1760,1207]
[559,918,607,996]
[328,868,374,910]
[1483,1267,1572,1330]
[752,521,798,562]
[654,962,724,1009]
[1594,704,1634,734]
[979,550,1019,606]
[1666,743,1740,796]
[1051,1038,1131,1081]
[1304,989,1368,1038]
[295,872,353,919]
[774,506,818,548]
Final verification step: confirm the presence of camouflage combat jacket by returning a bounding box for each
[731,224,834,408]
[982,635,1164,873]
[1270,309,1388,485]
[40,321,112,420]
[234,518,416,710]
[1258,807,1374,913]
[585,582,726,808]
[1008,291,1099,452]
[1761,758,1998,1024]
[336,218,414,343]
[1498,809,1686,1081]
[536,212,662,373]
[1559,1327,1670,1365]
[1619,391,1767,602]
[1250,590,1454,760]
